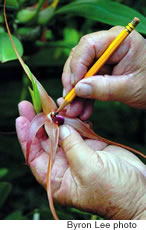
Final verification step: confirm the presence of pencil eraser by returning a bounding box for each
[131,17,140,27]
[134,17,140,23]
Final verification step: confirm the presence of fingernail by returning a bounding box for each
[76,83,92,97]
[60,126,71,140]
[71,73,75,86]
[63,88,66,97]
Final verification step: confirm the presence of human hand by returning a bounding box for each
[59,27,146,120]
[16,101,146,219]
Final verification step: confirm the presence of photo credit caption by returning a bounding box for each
[66,220,144,230]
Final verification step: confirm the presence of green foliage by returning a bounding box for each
[37,6,55,25]
[0,32,23,63]
[16,0,56,25]
[6,0,19,8]
[16,8,37,23]
[26,65,42,114]
[0,168,9,179]
[56,0,146,34]
[0,182,12,208]
[5,210,26,220]
[63,27,80,55]
[17,26,41,40]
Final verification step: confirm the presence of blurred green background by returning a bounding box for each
[0,0,146,220]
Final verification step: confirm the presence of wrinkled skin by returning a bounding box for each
[16,101,146,220]
[58,27,146,119]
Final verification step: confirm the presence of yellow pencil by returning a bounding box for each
[56,17,140,115]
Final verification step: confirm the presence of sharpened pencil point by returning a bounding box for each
[55,100,69,114]
[54,112,58,117]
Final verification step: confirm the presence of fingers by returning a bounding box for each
[57,97,83,117]
[65,98,84,117]
[66,99,93,120]
[16,116,49,188]
[18,100,36,121]
[16,116,30,155]
[17,101,33,152]
[16,101,46,159]
[79,100,94,120]
[59,125,101,181]
[112,30,144,75]
[57,97,93,120]
[18,100,46,138]
[16,101,35,157]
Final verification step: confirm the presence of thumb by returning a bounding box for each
[75,75,130,102]
[59,125,95,176]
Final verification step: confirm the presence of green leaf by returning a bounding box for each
[71,208,92,216]
[55,0,146,34]
[0,15,4,24]
[26,65,42,114]
[7,0,19,8]
[38,7,55,25]
[64,27,80,44]
[16,9,37,23]
[29,86,41,114]
[0,27,5,33]
[0,168,9,179]
[17,26,41,40]
[0,182,12,208]
[63,27,80,55]
[0,32,23,63]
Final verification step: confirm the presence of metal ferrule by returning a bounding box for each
[125,18,140,33]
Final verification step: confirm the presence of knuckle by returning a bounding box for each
[92,76,113,101]
[70,46,77,55]
[70,55,78,68]
[64,138,80,154]
[109,25,124,32]
[80,34,91,44]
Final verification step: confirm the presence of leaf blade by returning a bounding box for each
[0,32,23,63]
[26,65,42,114]
[55,0,146,34]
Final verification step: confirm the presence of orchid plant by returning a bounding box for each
[4,0,145,220]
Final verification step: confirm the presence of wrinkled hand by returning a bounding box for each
[58,27,146,120]
[16,101,146,220]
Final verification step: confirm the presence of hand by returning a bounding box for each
[59,27,146,119]
[16,101,146,219]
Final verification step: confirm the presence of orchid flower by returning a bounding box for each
[4,0,145,220]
